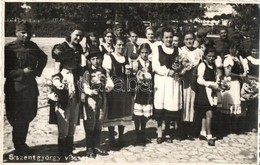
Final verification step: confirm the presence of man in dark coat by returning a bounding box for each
[215,27,231,59]
[4,21,47,155]
[124,30,139,60]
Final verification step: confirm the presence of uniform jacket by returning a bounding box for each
[4,39,47,96]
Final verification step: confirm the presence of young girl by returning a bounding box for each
[195,46,218,146]
[133,43,153,146]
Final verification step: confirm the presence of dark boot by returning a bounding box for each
[66,136,74,156]
[94,129,108,156]
[86,130,96,158]
[108,127,120,151]
[58,138,68,162]
[134,130,142,146]
[140,130,151,145]
[86,147,96,158]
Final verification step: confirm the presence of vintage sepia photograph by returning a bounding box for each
[2,1,259,164]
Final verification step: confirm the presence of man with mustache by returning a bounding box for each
[4,21,47,156]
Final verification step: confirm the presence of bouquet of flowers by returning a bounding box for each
[171,56,193,75]
[217,76,231,92]
[136,68,152,86]
[241,79,259,101]
[90,71,106,91]
[46,76,68,102]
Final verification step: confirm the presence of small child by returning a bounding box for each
[81,46,113,158]
[194,45,218,146]
[133,43,153,146]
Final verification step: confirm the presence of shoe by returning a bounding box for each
[175,136,185,141]
[199,135,207,140]
[157,137,163,144]
[95,148,109,156]
[66,136,74,156]
[86,147,96,158]
[134,138,143,146]
[186,135,195,141]
[118,140,127,148]
[141,137,152,144]
[165,135,173,143]
[208,139,215,146]
[14,149,28,156]
[109,141,121,151]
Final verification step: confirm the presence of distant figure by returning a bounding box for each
[144,26,156,61]
[4,21,47,156]
[114,23,125,38]
[86,32,100,50]
[215,27,231,59]
[100,28,115,56]
[194,28,209,52]
[124,29,139,61]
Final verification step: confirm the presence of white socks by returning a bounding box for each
[200,131,206,137]
[206,134,212,140]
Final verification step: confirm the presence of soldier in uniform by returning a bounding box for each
[4,21,47,155]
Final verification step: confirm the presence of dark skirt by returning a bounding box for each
[153,109,181,121]
[48,99,81,125]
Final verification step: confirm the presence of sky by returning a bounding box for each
[204,4,235,18]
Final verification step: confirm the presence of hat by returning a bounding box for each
[16,21,32,32]
[197,28,208,37]
[86,46,102,60]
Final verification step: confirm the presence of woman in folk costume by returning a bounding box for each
[243,42,259,132]
[100,28,115,57]
[180,30,203,140]
[218,42,247,134]
[144,26,156,61]
[152,27,182,144]
[102,36,134,150]
[50,24,85,160]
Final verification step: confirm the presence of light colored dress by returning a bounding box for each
[152,44,182,120]
[218,55,243,115]
[180,46,203,122]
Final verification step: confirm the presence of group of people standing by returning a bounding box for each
[4,21,259,161]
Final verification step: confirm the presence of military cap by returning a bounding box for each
[16,21,32,32]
